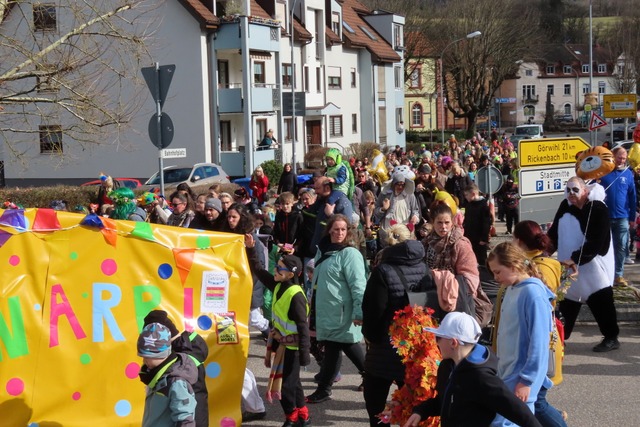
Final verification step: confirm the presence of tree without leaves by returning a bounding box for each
[0,0,155,167]
[422,0,542,136]
[602,10,640,95]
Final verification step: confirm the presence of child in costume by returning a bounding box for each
[245,234,311,427]
[137,323,197,427]
[325,148,354,199]
[143,310,209,427]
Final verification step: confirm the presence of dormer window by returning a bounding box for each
[331,12,341,38]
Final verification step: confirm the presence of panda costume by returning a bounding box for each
[548,179,620,352]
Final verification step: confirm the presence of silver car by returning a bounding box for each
[140,163,230,193]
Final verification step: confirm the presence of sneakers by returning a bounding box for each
[624,257,635,265]
[592,338,620,352]
[305,390,332,404]
[614,277,628,287]
[242,411,267,423]
[297,418,311,427]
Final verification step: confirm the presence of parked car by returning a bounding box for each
[612,123,637,142]
[80,178,142,189]
[140,163,230,194]
[611,140,634,152]
[554,114,574,124]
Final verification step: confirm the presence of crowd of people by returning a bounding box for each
[84,131,633,426]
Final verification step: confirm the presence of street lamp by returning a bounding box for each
[290,0,300,172]
[439,30,482,144]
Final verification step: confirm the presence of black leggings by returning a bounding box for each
[559,286,619,340]
[315,341,365,392]
[363,373,404,427]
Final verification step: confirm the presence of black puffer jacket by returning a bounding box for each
[362,240,427,380]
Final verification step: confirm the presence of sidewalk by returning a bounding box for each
[490,219,640,322]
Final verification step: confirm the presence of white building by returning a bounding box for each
[0,0,404,185]
[499,43,621,128]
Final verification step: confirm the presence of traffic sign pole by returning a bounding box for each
[153,63,166,197]
[142,63,176,198]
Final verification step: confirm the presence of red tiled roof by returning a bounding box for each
[326,28,342,46]
[340,0,401,63]
[178,0,219,29]
[294,17,313,42]
[405,31,435,57]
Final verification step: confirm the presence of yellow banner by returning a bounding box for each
[0,209,251,427]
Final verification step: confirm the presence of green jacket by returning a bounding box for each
[313,244,366,343]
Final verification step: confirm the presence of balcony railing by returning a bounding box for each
[522,94,539,104]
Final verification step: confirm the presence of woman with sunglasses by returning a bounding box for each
[305,214,367,404]
[166,192,195,228]
[547,176,620,353]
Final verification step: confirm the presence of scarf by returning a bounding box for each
[138,353,178,387]
[425,227,465,273]
[264,329,300,402]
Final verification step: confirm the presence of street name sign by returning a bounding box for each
[519,165,574,196]
[518,137,590,168]
[161,148,187,159]
[603,94,638,119]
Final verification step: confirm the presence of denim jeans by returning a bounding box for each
[534,386,567,427]
[610,218,629,278]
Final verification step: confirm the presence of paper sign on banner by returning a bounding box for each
[201,270,230,313]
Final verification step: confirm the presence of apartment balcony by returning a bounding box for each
[522,94,539,104]
[218,83,281,113]
[215,17,281,52]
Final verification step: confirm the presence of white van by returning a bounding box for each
[511,124,544,147]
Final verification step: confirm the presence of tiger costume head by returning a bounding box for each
[575,146,614,180]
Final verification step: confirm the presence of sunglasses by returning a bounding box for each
[566,186,581,194]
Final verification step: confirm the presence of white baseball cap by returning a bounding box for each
[424,312,481,344]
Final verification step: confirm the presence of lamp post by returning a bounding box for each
[439,30,481,145]
[290,0,300,171]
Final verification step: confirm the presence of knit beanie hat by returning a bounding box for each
[143,310,180,338]
[137,323,172,359]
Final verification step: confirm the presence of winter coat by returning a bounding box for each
[277,170,298,194]
[362,240,427,381]
[250,175,269,204]
[312,237,366,343]
[412,345,542,427]
[141,353,198,427]
[463,197,492,245]
[599,168,637,221]
[172,333,209,427]
[272,210,303,248]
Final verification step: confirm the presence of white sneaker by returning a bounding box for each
[624,257,635,265]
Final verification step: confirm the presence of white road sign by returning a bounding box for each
[161,148,187,159]
[519,165,574,196]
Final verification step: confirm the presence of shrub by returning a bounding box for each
[304,145,327,169]
[344,142,382,162]
[260,160,283,189]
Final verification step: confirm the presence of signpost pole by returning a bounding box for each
[153,63,166,197]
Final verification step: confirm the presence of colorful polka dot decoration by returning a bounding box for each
[101,258,117,276]
[125,362,141,379]
[158,263,173,279]
[6,377,24,396]
[114,400,132,417]
[9,255,20,266]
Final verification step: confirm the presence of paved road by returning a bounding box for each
[244,322,640,427]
